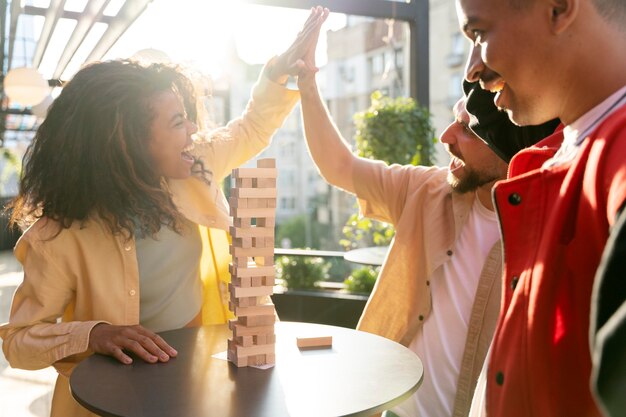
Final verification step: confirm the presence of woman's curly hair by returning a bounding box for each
[10,59,205,239]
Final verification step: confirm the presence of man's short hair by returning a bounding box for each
[508,0,625,25]
[593,0,626,26]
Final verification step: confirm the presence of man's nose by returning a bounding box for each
[464,44,484,83]
[440,122,457,145]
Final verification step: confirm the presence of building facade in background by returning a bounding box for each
[230,2,468,250]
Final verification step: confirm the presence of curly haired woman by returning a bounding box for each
[0,7,330,416]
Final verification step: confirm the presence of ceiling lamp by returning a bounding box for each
[131,48,171,65]
[3,67,49,107]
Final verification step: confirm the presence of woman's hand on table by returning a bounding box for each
[88,323,178,365]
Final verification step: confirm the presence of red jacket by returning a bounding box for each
[488,105,626,417]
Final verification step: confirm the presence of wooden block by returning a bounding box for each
[229,294,257,308]
[237,335,253,347]
[231,303,275,317]
[233,237,252,248]
[251,276,263,287]
[257,158,276,168]
[231,256,249,267]
[265,353,276,365]
[296,336,333,349]
[234,218,252,228]
[254,333,277,345]
[235,168,277,179]
[235,178,254,188]
[230,246,274,258]
[266,198,276,208]
[247,198,261,209]
[232,276,251,288]
[227,347,247,367]
[232,188,277,199]
[255,178,276,188]
[229,197,248,209]
[256,218,275,228]
[229,226,274,239]
[265,237,274,247]
[229,283,273,298]
[240,314,275,327]
[231,207,276,219]
[230,265,275,278]
[230,324,275,338]
[263,276,275,286]
[228,340,272,367]
[234,342,275,357]
[249,354,269,366]
[254,256,274,266]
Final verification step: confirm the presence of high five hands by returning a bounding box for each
[269,6,330,83]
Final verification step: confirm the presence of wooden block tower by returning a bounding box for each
[227,158,277,367]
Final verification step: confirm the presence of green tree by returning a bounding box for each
[276,255,330,290]
[353,90,436,166]
[342,91,436,250]
[344,266,379,295]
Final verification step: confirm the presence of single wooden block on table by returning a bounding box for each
[296,336,333,349]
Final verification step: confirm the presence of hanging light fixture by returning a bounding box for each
[130,48,171,65]
[3,67,49,107]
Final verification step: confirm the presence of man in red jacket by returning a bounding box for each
[456,0,626,416]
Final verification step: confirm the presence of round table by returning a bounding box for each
[343,246,389,266]
[70,321,423,417]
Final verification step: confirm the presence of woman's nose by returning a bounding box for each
[188,120,198,135]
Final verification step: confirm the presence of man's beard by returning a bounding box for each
[447,168,497,194]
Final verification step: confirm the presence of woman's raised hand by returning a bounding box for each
[269,6,330,83]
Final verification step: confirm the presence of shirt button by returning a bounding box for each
[446,250,453,256]
[129,289,136,296]
[495,371,505,386]
[418,315,424,321]
[511,276,519,290]
[508,193,522,205]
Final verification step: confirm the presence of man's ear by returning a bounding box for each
[549,0,579,34]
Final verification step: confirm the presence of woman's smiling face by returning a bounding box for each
[148,90,198,180]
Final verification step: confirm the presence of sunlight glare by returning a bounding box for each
[103,0,346,80]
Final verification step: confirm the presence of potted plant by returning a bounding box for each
[272,255,369,328]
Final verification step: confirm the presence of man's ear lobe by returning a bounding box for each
[550,0,579,34]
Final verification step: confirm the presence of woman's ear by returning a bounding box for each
[549,0,579,34]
